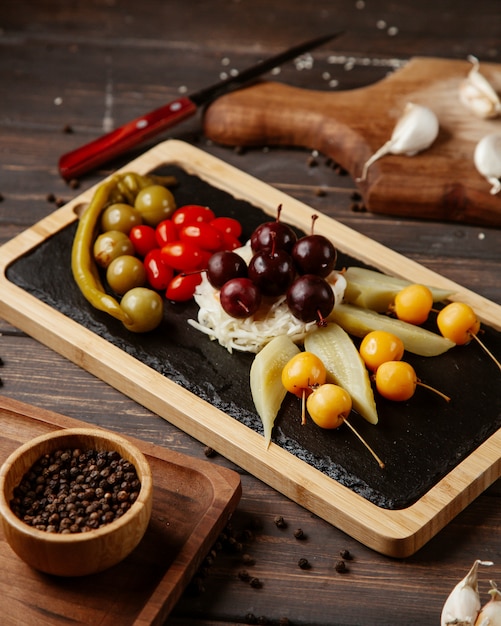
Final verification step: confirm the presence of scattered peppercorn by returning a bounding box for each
[55,197,66,207]
[314,186,327,197]
[293,528,306,540]
[350,191,362,201]
[10,447,141,533]
[242,553,255,565]
[297,557,310,569]
[334,164,347,175]
[186,575,205,596]
[204,446,216,458]
[46,192,56,203]
[340,548,353,560]
[250,576,262,589]
[335,560,348,573]
[350,201,367,213]
[238,569,251,582]
[274,515,287,528]
[0,193,4,202]
[307,155,318,167]
[241,528,255,542]
[69,178,80,189]
[62,124,74,134]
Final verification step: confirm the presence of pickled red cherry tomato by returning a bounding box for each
[172,205,215,231]
[129,224,158,257]
[210,216,242,239]
[144,249,174,290]
[179,222,224,252]
[219,232,242,251]
[160,240,204,272]
[155,219,178,247]
[166,272,202,302]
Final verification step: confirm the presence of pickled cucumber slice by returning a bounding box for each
[330,303,455,357]
[343,266,454,312]
[304,323,378,425]
[250,335,300,447]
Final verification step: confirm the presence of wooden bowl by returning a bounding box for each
[0,427,153,577]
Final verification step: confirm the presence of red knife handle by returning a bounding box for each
[58,96,198,180]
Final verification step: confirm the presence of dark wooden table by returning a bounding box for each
[1,2,501,624]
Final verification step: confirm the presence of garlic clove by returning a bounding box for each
[460,56,501,120]
[357,103,439,182]
[441,560,493,626]
[474,134,501,195]
[475,581,501,626]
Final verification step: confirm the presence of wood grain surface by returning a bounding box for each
[1,1,501,624]
[203,58,501,226]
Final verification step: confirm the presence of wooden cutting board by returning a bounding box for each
[0,140,500,558]
[203,57,501,227]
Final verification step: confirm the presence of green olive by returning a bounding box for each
[93,230,135,268]
[106,254,146,295]
[101,203,143,234]
[134,185,176,226]
[120,287,164,332]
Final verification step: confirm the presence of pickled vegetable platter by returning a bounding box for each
[1,140,500,557]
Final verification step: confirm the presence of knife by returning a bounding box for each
[58,32,342,180]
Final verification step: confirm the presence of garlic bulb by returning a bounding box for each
[357,103,439,182]
[475,581,501,626]
[459,56,501,119]
[474,134,501,195]
[441,560,493,626]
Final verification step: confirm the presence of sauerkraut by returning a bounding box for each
[188,250,347,354]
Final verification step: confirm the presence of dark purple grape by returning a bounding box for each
[248,249,296,297]
[207,250,248,289]
[220,278,262,318]
[250,205,298,254]
[292,234,337,277]
[286,274,335,324]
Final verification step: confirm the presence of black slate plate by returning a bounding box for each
[6,164,501,510]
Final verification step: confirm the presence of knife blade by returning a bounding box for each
[58,32,342,180]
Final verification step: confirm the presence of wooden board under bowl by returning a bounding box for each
[0,395,241,626]
[0,139,500,558]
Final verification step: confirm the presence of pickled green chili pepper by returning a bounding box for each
[71,171,176,328]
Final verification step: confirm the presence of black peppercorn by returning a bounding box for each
[10,447,140,533]
[340,549,353,560]
[204,446,216,457]
[335,560,348,573]
[274,515,287,529]
[298,557,310,569]
[238,569,251,582]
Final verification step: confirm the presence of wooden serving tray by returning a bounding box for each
[0,140,500,558]
[0,395,241,626]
